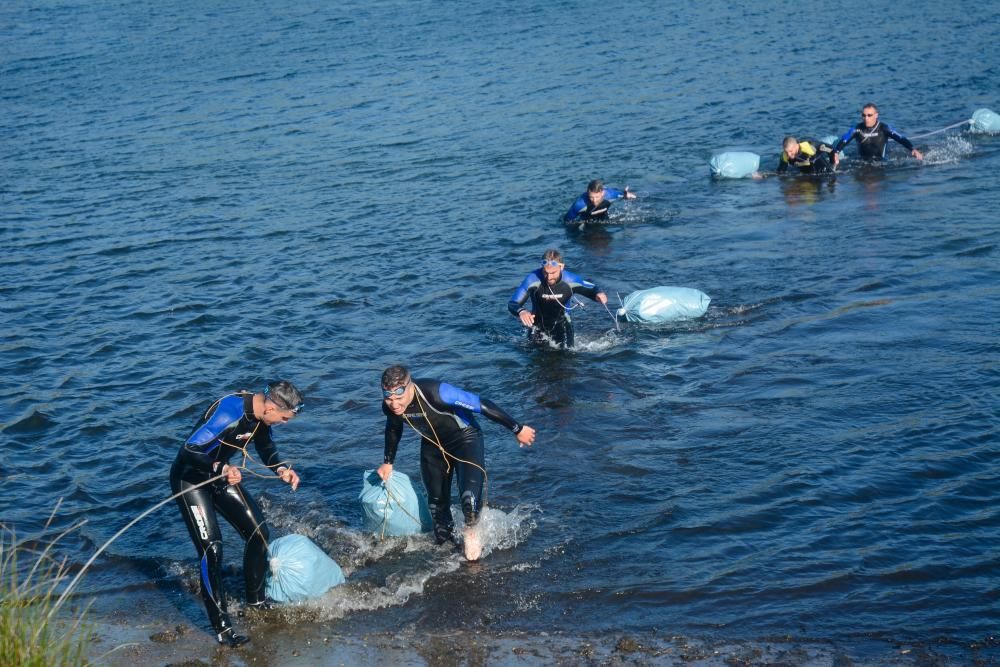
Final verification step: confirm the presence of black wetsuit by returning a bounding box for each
[777,138,834,174]
[832,121,916,161]
[170,392,288,635]
[563,187,627,223]
[507,268,604,348]
[382,379,522,545]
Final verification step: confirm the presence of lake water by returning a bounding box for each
[2,0,998,663]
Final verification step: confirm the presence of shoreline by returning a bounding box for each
[86,610,998,666]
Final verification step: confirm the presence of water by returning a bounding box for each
[2,0,998,662]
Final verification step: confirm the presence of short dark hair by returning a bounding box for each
[542,248,563,263]
[862,102,879,113]
[587,179,604,193]
[381,365,410,389]
[265,380,304,412]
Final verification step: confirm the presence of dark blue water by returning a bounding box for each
[3,0,998,659]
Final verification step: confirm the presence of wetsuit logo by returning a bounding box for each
[190,505,209,540]
[235,431,253,441]
[859,127,879,142]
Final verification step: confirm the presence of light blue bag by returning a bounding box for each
[709,151,760,178]
[618,286,711,323]
[265,534,345,603]
[970,108,1000,135]
[359,469,432,537]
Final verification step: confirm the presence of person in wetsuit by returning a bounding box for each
[170,380,303,647]
[831,103,924,167]
[376,365,536,561]
[508,248,608,349]
[777,136,835,174]
[564,179,636,223]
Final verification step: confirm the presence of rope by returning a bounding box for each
[909,119,972,139]
[401,387,490,510]
[44,415,296,630]
[374,481,425,541]
[44,472,227,628]
[601,300,620,332]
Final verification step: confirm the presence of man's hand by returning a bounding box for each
[596,292,608,305]
[222,464,242,486]
[912,148,924,161]
[377,463,393,482]
[518,310,535,327]
[278,467,300,491]
[516,425,536,447]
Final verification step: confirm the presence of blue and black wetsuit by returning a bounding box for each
[777,138,834,174]
[832,121,916,161]
[383,379,523,545]
[564,187,628,223]
[170,392,288,636]
[508,268,603,348]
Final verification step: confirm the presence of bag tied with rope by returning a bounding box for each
[359,469,433,537]
[265,534,345,603]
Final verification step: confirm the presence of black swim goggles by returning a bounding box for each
[263,386,304,414]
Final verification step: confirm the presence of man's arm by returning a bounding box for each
[564,195,587,222]
[508,273,539,318]
[561,269,607,304]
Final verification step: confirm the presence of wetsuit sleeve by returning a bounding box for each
[832,126,857,154]
[564,195,588,222]
[561,269,603,301]
[777,154,789,173]
[603,187,625,201]
[252,426,284,472]
[383,406,404,465]
[479,398,522,433]
[885,125,915,151]
[508,272,539,316]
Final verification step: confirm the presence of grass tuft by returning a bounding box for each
[1,525,92,666]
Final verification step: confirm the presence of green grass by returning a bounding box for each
[0,525,92,666]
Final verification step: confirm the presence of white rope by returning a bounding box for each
[909,119,972,139]
[43,473,227,628]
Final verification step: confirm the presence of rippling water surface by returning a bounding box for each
[2,0,998,660]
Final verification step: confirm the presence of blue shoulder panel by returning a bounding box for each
[561,269,596,291]
[604,187,625,201]
[509,270,543,312]
[186,394,245,447]
[438,382,482,414]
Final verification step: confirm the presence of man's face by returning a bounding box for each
[784,142,800,159]
[586,189,604,206]
[383,381,415,416]
[262,401,298,426]
[862,107,878,128]
[542,261,563,285]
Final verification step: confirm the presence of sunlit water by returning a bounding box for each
[2,0,998,659]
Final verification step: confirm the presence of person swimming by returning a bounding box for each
[563,179,636,223]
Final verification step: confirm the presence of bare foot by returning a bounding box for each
[463,526,482,561]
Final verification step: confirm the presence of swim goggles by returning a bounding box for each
[541,259,563,268]
[382,383,410,398]
[264,386,304,414]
